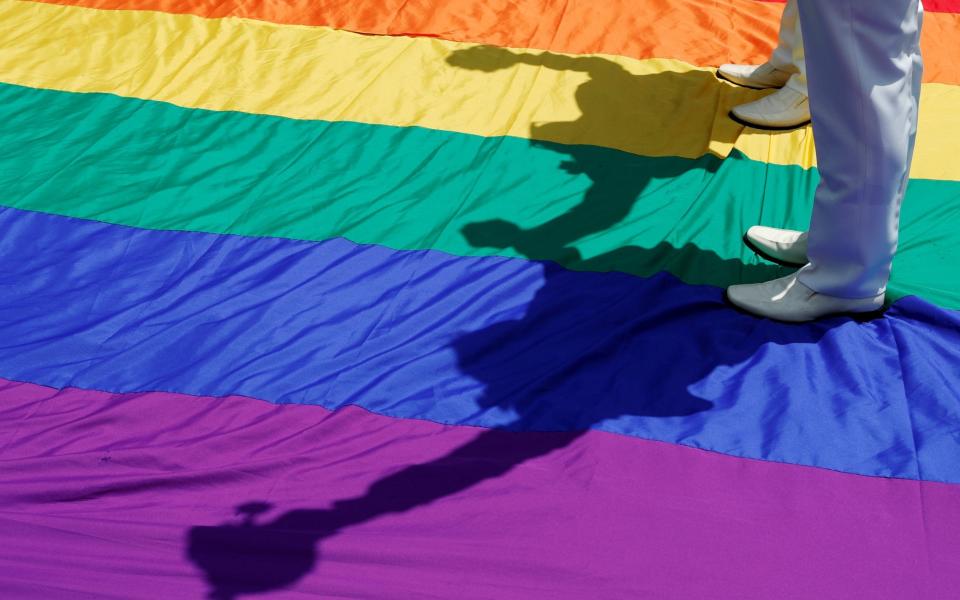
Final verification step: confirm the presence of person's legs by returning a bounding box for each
[743,1,923,265]
[796,0,923,299]
[728,0,923,322]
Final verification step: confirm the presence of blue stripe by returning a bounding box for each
[1,207,958,481]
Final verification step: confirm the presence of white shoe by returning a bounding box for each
[717,62,792,89]
[726,273,884,323]
[730,86,810,129]
[744,226,808,266]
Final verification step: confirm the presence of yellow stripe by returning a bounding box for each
[0,0,955,180]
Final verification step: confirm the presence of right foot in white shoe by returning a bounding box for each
[744,226,808,266]
[726,273,884,323]
[717,62,793,89]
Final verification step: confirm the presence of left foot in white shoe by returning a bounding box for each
[726,273,884,322]
[730,86,810,130]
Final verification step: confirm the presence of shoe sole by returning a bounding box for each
[714,71,780,91]
[722,289,888,323]
[728,110,811,132]
[741,233,807,268]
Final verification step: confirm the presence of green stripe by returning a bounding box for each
[2,83,957,308]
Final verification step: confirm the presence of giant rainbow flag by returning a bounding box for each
[1,0,959,597]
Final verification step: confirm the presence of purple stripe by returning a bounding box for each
[1,378,958,599]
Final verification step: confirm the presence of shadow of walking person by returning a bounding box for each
[187,47,823,599]
[187,242,803,599]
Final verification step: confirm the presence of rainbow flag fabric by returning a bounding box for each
[1,0,959,597]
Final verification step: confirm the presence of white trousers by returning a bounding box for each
[796,0,924,299]
[769,0,808,95]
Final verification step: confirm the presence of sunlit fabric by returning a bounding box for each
[1,0,958,598]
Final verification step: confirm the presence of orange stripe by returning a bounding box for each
[29,0,960,85]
